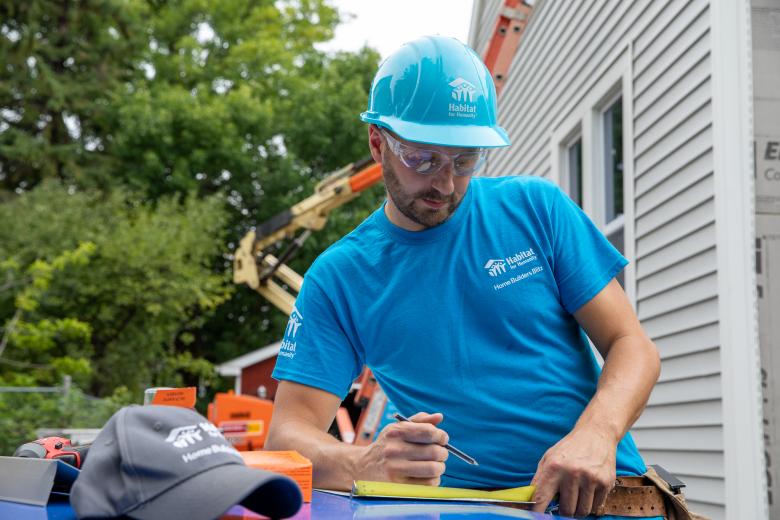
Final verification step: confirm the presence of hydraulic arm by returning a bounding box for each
[233,159,382,314]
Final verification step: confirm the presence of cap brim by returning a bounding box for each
[126,463,302,520]
[361,115,511,148]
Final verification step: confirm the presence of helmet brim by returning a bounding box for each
[361,114,511,149]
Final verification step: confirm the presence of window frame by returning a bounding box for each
[550,48,636,305]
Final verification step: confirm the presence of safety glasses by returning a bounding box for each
[381,129,487,177]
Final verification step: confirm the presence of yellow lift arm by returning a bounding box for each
[233,158,383,315]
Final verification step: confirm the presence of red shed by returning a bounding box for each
[216,341,281,399]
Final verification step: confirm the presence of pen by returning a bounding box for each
[393,412,479,466]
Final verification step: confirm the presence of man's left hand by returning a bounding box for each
[530,426,617,517]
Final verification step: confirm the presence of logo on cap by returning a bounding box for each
[165,422,223,449]
[166,425,204,448]
[449,78,477,102]
[448,78,477,119]
[199,421,222,438]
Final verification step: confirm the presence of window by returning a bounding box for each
[567,138,583,207]
[603,97,624,222]
[601,96,625,287]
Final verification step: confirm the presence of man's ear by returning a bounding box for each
[368,125,383,164]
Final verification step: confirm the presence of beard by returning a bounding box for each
[382,156,464,229]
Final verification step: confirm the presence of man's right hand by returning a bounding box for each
[267,382,449,490]
[356,412,450,486]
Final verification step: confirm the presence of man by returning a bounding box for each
[266,36,662,518]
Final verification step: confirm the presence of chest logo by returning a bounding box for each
[483,247,537,276]
[483,259,507,277]
[483,247,544,290]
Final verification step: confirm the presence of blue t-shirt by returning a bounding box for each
[273,175,647,488]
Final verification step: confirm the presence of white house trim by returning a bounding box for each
[710,0,766,518]
[216,341,282,394]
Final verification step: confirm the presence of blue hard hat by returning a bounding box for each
[360,36,510,149]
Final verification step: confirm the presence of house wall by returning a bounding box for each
[468,1,763,517]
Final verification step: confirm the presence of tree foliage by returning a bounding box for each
[0,0,149,190]
[0,182,233,453]
[0,182,231,393]
[0,377,136,456]
[0,0,383,453]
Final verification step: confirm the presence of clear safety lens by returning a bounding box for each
[382,130,487,177]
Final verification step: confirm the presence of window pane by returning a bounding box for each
[603,98,623,222]
[567,139,583,207]
[607,226,625,287]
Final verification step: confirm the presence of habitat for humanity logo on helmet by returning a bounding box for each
[279,305,303,359]
[448,77,477,119]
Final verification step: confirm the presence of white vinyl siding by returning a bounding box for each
[470,0,725,517]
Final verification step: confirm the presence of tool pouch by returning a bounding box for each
[593,466,709,519]
[642,466,708,520]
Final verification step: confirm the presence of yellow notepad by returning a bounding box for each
[351,480,535,504]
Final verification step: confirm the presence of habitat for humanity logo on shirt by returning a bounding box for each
[279,305,303,359]
[483,247,544,290]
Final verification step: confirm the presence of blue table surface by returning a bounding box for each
[1,490,570,520]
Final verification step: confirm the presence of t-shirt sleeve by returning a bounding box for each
[546,183,628,314]
[271,275,363,399]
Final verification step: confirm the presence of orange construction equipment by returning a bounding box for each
[144,387,197,407]
[482,0,533,95]
[207,391,274,451]
[353,385,388,446]
[335,407,356,444]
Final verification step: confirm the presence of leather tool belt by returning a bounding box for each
[594,466,708,519]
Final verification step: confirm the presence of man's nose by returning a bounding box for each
[430,161,456,195]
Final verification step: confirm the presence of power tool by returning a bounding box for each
[13,436,90,469]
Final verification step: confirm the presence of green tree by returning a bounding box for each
[0,383,135,457]
[0,0,149,191]
[0,182,231,452]
[97,1,382,361]
[0,0,384,452]
[0,182,231,395]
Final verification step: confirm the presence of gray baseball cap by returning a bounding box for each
[70,405,302,519]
